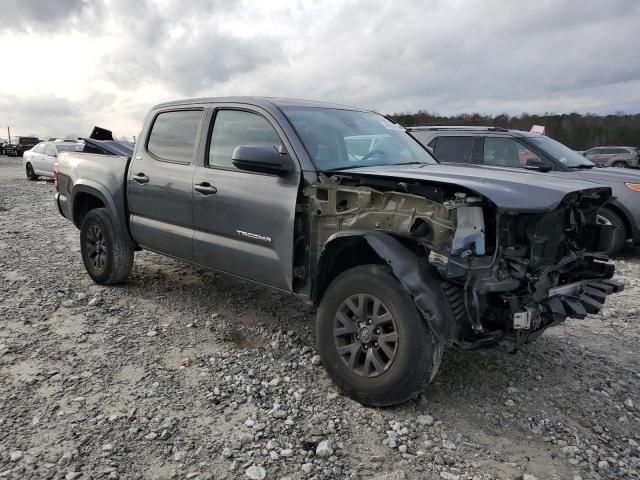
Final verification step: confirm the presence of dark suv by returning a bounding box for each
[408,126,640,255]
[3,136,40,157]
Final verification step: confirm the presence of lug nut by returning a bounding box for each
[374,342,379,348]
[363,345,368,350]
[375,329,380,334]
[367,319,372,325]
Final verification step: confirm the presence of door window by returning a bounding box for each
[483,137,540,168]
[45,144,57,156]
[147,110,203,163]
[208,110,281,169]
[431,136,474,163]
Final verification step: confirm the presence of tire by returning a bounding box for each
[612,161,627,168]
[80,208,134,284]
[25,163,38,180]
[316,264,443,406]
[597,207,627,256]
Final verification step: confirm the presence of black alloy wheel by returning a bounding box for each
[317,264,444,406]
[85,224,107,272]
[333,293,398,377]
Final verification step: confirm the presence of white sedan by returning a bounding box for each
[23,141,83,180]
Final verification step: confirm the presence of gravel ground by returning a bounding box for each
[0,155,639,480]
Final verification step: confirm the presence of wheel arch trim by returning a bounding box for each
[313,230,457,342]
[71,181,137,247]
[603,199,634,241]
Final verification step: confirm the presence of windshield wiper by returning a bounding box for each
[568,164,595,169]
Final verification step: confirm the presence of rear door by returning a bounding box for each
[28,143,46,172]
[128,108,205,260]
[428,136,475,164]
[191,105,301,290]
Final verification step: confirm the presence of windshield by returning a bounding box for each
[527,136,594,167]
[56,143,84,152]
[281,107,437,170]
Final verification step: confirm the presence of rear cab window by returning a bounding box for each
[146,110,203,163]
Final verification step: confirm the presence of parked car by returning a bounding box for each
[23,141,84,180]
[582,146,640,168]
[55,98,622,406]
[3,136,40,157]
[409,126,640,255]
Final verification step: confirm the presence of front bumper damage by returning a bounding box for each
[499,276,624,352]
[308,177,623,352]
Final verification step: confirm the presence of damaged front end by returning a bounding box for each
[308,175,623,351]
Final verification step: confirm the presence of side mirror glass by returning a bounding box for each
[525,157,552,172]
[231,144,293,175]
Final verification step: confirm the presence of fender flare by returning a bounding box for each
[71,180,137,247]
[315,230,458,342]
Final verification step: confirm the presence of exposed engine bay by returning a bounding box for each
[304,174,623,351]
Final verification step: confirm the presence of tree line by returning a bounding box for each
[387,111,640,150]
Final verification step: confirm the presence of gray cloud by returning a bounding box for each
[100,0,281,95]
[0,0,99,33]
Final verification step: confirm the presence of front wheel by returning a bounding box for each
[316,265,443,406]
[25,163,37,180]
[597,207,627,255]
[80,208,134,284]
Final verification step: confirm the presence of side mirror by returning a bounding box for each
[231,144,293,175]
[525,157,552,172]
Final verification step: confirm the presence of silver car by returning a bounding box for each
[23,141,84,180]
[583,146,640,168]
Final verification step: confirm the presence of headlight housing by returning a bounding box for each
[625,183,640,192]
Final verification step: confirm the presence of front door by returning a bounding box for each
[192,107,300,290]
[128,108,204,260]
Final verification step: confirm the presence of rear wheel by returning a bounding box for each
[597,207,627,255]
[80,208,134,284]
[612,161,627,168]
[317,264,443,406]
[25,163,37,180]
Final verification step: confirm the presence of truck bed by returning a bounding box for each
[56,151,132,240]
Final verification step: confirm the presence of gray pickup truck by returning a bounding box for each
[55,97,622,406]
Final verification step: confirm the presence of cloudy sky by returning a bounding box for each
[1,0,639,138]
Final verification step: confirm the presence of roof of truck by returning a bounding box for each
[153,96,366,112]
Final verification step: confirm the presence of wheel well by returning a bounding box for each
[312,236,385,305]
[602,203,632,240]
[73,192,105,227]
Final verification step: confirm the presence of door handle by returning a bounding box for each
[132,173,149,184]
[194,182,217,195]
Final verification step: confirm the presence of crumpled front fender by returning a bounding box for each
[315,230,458,342]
